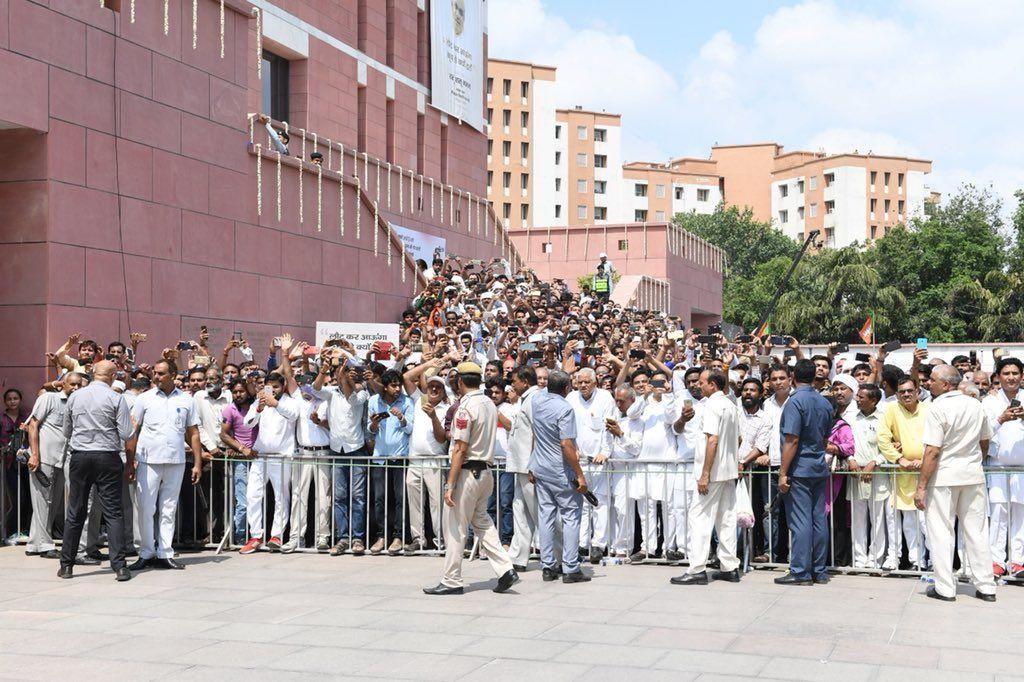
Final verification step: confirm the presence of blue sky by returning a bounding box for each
[488,0,1024,213]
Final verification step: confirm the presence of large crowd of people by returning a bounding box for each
[3,252,1022,600]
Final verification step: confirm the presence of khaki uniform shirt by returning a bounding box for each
[449,389,497,464]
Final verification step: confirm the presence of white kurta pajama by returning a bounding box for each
[982,390,1024,568]
[567,388,617,550]
[629,395,677,555]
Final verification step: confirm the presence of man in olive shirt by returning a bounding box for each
[423,362,518,596]
[60,360,135,581]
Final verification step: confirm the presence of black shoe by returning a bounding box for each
[75,554,101,566]
[628,551,646,564]
[715,568,741,583]
[542,566,563,582]
[40,550,60,560]
[665,549,685,563]
[975,590,996,603]
[494,570,520,593]
[128,557,152,571]
[925,586,955,602]
[422,583,464,595]
[115,567,132,582]
[86,551,108,561]
[774,573,813,586]
[25,549,40,557]
[57,565,73,579]
[670,571,708,585]
[562,570,592,584]
[513,564,528,572]
[589,546,603,565]
[156,557,185,570]
[813,574,831,584]
[125,549,139,557]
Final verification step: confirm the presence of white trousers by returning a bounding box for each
[441,469,514,587]
[508,472,539,567]
[901,510,929,567]
[925,483,995,598]
[989,500,1024,566]
[27,462,60,552]
[136,461,185,560]
[666,478,694,555]
[581,463,611,549]
[851,497,887,568]
[687,479,739,575]
[247,456,291,538]
[289,451,332,545]
[636,498,670,555]
[406,460,444,547]
[610,471,634,554]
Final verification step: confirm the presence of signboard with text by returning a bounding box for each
[393,224,446,264]
[429,0,484,131]
[315,321,401,367]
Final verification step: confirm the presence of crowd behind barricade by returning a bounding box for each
[3,251,1023,598]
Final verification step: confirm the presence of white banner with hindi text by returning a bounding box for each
[430,0,484,131]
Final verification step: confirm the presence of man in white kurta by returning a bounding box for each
[608,385,643,557]
[628,375,676,563]
[916,365,996,602]
[567,368,616,563]
[672,369,741,584]
[847,384,898,569]
[981,357,1024,578]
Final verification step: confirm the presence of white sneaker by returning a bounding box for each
[280,540,299,554]
[882,558,898,571]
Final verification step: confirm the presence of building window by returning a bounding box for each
[555,205,562,218]
[824,173,835,187]
[870,198,877,214]
[594,180,606,194]
[555,177,561,191]
[487,77,493,94]
[797,179,804,194]
[577,205,587,220]
[502,109,511,127]
[594,154,607,168]
[502,172,511,188]
[870,170,877,187]
[487,170,492,186]
[655,210,665,221]
[594,128,606,142]
[261,50,290,122]
[871,225,878,240]
[898,172,905,189]
[502,79,511,96]
[696,188,709,202]
[576,153,587,167]
[520,111,529,129]
[594,206,607,220]
[502,140,511,158]
[555,151,561,165]
[542,241,552,253]
[825,227,834,243]
[521,173,529,190]
[577,125,587,140]
[655,184,665,199]
[486,108,493,125]
[502,203,511,219]
[521,142,529,159]
[554,125,561,139]
[884,199,891,213]
[521,204,529,221]
[797,206,804,220]
[520,81,529,99]
[779,184,789,198]
[809,175,818,190]
[618,239,628,251]
[487,139,493,156]
[674,187,684,200]
[779,209,788,224]
[634,183,647,197]
[898,199,905,214]
[825,200,835,213]
[883,171,891,186]
[809,202,817,217]
[577,179,587,193]
[634,209,647,221]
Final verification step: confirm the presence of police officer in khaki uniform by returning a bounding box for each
[424,362,519,595]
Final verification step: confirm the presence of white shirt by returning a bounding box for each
[507,385,540,473]
[610,413,643,460]
[671,389,703,463]
[922,390,992,487]
[636,395,676,462]
[848,408,888,501]
[313,385,369,453]
[566,388,616,461]
[296,396,330,448]
[409,392,450,457]
[194,389,230,451]
[132,387,199,465]
[494,401,518,461]
[983,389,1024,466]
[698,391,740,482]
[245,389,300,456]
[762,392,788,466]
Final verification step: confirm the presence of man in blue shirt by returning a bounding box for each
[777,359,833,585]
[367,369,414,555]
[529,369,591,583]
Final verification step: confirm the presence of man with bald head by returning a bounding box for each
[567,368,616,563]
[60,360,135,581]
[915,364,996,602]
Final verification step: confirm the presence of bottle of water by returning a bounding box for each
[600,556,625,566]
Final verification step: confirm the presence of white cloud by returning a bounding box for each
[487,0,1024,211]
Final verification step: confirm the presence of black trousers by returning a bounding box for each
[61,451,126,570]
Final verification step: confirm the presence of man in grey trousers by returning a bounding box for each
[529,370,591,583]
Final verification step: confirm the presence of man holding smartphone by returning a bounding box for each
[982,357,1024,578]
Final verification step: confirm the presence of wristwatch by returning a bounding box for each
[444,483,455,492]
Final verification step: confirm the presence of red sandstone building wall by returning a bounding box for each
[0,0,509,390]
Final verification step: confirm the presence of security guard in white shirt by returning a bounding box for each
[128,360,203,571]
[424,362,518,595]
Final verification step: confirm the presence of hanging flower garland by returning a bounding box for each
[275,150,282,221]
[253,8,261,78]
[192,0,198,50]
[373,201,379,257]
[339,143,345,237]
[255,144,263,216]
[386,162,392,210]
[219,0,225,57]
[164,0,170,35]
[316,161,323,232]
[298,129,306,223]
[355,176,362,240]
[130,0,136,23]
[398,165,403,213]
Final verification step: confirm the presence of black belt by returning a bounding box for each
[461,461,489,472]
[299,445,330,452]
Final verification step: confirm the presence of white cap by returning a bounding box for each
[832,373,860,394]
[112,380,126,393]
[599,252,607,258]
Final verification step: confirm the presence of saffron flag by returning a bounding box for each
[753,320,770,338]
[858,313,874,344]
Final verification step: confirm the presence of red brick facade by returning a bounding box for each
[0,0,509,390]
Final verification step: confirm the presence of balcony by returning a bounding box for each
[521,188,528,198]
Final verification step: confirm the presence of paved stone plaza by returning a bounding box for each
[1,547,1023,681]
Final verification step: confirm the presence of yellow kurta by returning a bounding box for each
[877,400,930,510]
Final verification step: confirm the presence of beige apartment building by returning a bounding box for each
[622,157,722,223]
[557,107,624,226]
